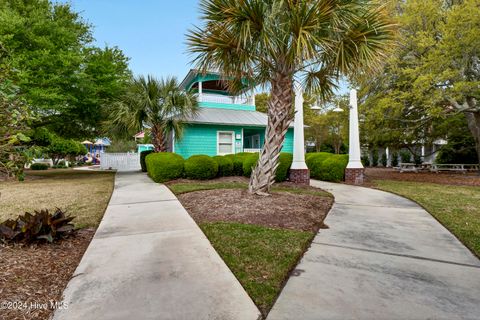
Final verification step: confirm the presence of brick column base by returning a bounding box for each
[345,168,365,185]
[289,169,310,185]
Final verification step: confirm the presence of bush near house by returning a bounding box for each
[185,155,219,180]
[306,152,349,182]
[30,163,49,170]
[306,152,334,178]
[225,152,253,176]
[140,150,154,172]
[275,153,293,182]
[213,156,234,177]
[146,152,184,182]
[243,153,260,177]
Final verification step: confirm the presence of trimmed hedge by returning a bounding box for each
[242,153,259,177]
[146,152,184,182]
[275,153,293,182]
[213,156,234,177]
[185,155,218,180]
[306,152,348,182]
[225,153,251,176]
[140,150,154,172]
[30,163,49,170]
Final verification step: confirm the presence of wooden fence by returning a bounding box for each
[100,152,140,171]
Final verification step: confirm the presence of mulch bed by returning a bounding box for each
[178,188,333,232]
[0,229,95,320]
[365,167,480,187]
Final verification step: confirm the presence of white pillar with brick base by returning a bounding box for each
[289,82,310,184]
[345,89,364,184]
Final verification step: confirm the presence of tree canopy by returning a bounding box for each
[0,0,131,139]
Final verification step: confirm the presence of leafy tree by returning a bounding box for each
[48,137,87,164]
[255,93,269,113]
[0,0,131,138]
[0,43,31,180]
[106,76,198,152]
[360,0,480,165]
[187,0,395,194]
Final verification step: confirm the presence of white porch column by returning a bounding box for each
[289,82,310,184]
[291,82,308,170]
[386,147,390,167]
[198,81,203,102]
[345,89,364,184]
[347,89,363,169]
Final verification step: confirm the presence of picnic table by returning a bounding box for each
[398,163,418,173]
[429,164,474,174]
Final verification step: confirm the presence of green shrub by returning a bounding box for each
[381,153,387,167]
[307,153,348,182]
[317,154,349,182]
[184,155,218,180]
[0,208,75,243]
[243,153,260,177]
[140,150,154,172]
[361,155,370,167]
[146,152,184,182]
[371,150,379,167]
[400,150,411,163]
[275,153,293,182]
[306,152,333,178]
[225,152,252,176]
[391,152,399,167]
[213,156,234,177]
[30,163,49,170]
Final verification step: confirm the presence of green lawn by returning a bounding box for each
[373,180,480,257]
[0,169,115,228]
[167,180,331,316]
[200,222,313,315]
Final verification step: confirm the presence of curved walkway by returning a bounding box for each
[268,180,480,320]
[54,172,260,320]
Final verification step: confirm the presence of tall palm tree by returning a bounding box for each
[106,75,198,152]
[187,0,396,195]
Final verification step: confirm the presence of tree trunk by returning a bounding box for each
[465,110,480,167]
[151,125,167,152]
[248,73,294,195]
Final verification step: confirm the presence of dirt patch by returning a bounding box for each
[0,230,94,320]
[167,176,249,185]
[178,189,333,232]
[365,167,480,187]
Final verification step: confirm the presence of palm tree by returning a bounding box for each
[106,75,198,152]
[187,0,396,195]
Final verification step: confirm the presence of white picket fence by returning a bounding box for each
[100,152,141,171]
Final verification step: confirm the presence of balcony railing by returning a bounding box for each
[199,93,255,106]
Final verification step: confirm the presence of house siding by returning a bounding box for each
[174,124,294,159]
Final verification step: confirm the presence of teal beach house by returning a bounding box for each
[172,70,294,158]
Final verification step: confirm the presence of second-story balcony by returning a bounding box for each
[198,93,255,106]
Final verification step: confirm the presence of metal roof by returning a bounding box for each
[184,107,294,128]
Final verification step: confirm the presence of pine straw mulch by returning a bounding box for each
[0,229,95,320]
[365,167,480,187]
[178,188,333,233]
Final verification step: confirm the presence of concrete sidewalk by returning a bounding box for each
[268,180,480,320]
[54,172,260,320]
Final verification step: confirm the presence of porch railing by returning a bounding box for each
[199,93,254,106]
[243,148,261,153]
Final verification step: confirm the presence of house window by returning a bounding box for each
[217,131,234,155]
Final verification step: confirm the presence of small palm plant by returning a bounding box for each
[107,76,198,152]
[187,0,396,195]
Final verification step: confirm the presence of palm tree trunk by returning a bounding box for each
[151,125,166,152]
[249,73,294,195]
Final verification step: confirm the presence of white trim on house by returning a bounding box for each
[217,131,235,155]
[241,128,244,154]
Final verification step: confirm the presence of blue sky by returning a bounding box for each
[62,0,348,94]
[64,0,200,82]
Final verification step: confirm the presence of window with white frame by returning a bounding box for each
[217,131,234,155]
